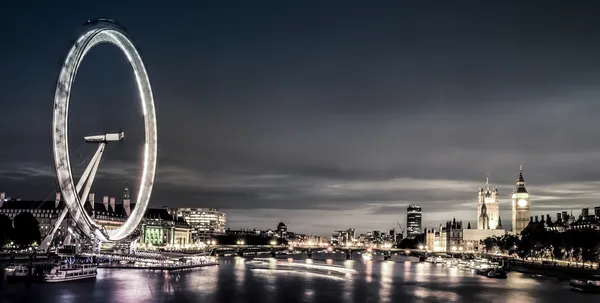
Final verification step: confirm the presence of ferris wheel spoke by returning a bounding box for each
[79,143,105,206]
[76,142,105,196]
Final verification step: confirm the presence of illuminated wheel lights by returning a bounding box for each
[52,19,157,242]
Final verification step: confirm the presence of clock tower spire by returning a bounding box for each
[512,165,530,234]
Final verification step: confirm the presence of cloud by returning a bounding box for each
[5,156,600,235]
[4,1,600,236]
[0,163,55,180]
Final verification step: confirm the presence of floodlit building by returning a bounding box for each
[462,229,506,252]
[426,223,506,253]
[477,175,500,230]
[331,229,355,245]
[139,209,192,247]
[169,208,226,243]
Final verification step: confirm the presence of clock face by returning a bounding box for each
[517,199,528,207]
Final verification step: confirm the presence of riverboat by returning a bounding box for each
[43,263,97,283]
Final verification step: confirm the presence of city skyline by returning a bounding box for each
[3,2,600,235]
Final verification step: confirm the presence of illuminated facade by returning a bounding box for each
[426,225,447,252]
[139,209,192,246]
[477,175,500,230]
[511,166,530,235]
[169,208,226,243]
[462,229,506,251]
[425,223,506,253]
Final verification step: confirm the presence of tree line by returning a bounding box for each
[480,225,600,265]
[0,213,41,248]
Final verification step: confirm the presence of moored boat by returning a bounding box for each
[475,268,493,276]
[570,279,600,293]
[5,265,30,281]
[486,269,508,279]
[43,263,97,283]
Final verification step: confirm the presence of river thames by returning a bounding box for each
[1,255,598,303]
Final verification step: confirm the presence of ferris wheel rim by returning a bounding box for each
[52,19,157,242]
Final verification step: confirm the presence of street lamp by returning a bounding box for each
[270,240,277,246]
[418,245,424,250]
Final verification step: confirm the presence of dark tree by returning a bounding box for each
[397,234,425,249]
[0,214,13,247]
[12,212,40,247]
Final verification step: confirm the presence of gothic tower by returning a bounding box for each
[478,201,490,229]
[123,181,130,200]
[511,166,530,234]
[477,174,500,229]
[123,181,132,217]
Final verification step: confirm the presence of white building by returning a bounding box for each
[169,208,226,243]
[477,175,500,230]
[462,229,506,252]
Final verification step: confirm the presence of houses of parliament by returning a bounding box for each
[477,166,530,234]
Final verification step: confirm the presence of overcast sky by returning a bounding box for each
[2,1,600,236]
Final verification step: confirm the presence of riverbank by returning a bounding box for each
[509,260,599,280]
[98,261,219,271]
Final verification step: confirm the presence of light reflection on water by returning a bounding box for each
[379,261,393,303]
[1,256,598,303]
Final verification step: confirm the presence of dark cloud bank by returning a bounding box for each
[2,1,600,235]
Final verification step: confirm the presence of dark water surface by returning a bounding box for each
[1,257,598,303]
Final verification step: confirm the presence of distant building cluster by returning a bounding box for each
[329,228,400,247]
[225,222,325,245]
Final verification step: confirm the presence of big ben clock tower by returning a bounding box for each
[511,166,530,234]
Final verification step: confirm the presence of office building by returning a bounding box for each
[169,208,226,243]
[407,205,422,238]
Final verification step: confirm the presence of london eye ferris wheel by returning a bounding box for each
[50,19,157,244]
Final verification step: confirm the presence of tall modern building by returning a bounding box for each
[407,205,422,238]
[477,175,500,229]
[169,208,226,243]
[511,166,530,234]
